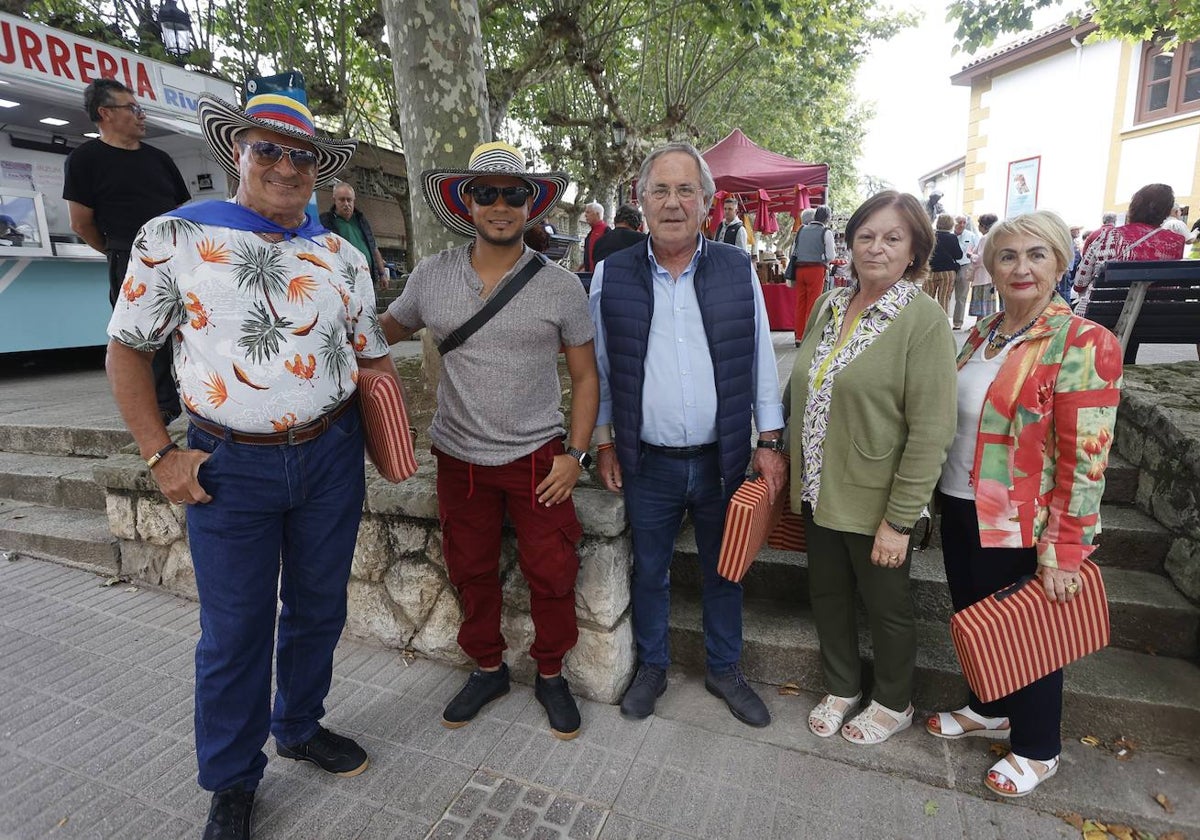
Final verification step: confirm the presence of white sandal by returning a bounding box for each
[841,700,913,745]
[807,692,861,738]
[985,753,1059,797]
[925,706,1010,740]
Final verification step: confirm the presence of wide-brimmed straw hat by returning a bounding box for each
[197,92,357,190]
[422,142,569,238]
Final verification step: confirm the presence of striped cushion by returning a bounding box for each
[950,560,1109,703]
[718,469,805,583]
[357,369,418,483]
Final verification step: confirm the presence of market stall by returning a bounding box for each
[0,12,236,355]
[702,129,828,331]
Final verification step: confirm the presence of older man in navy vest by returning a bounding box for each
[588,142,786,727]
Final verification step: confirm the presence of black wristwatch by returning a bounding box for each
[566,447,593,469]
[756,438,786,452]
[885,520,913,535]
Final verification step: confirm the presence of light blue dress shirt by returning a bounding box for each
[589,235,784,446]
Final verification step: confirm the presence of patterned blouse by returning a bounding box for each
[800,280,921,505]
[108,213,390,433]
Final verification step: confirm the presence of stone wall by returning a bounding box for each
[1114,362,1200,601]
[93,456,636,703]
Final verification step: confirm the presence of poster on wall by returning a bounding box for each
[1005,156,1040,218]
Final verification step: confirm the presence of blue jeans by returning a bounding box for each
[623,448,742,671]
[185,407,366,792]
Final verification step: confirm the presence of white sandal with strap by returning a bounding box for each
[807,692,861,738]
[985,753,1059,797]
[841,700,913,745]
[925,706,1011,740]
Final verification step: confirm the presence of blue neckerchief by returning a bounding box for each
[166,200,328,243]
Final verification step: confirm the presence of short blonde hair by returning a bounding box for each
[983,211,1074,276]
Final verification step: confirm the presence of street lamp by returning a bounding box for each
[157,0,193,59]
[610,120,626,148]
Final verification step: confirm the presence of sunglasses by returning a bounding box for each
[104,103,145,117]
[238,140,319,175]
[465,184,533,207]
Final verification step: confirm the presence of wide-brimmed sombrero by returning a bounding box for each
[197,93,357,190]
[422,142,569,238]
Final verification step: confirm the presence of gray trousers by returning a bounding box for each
[952,267,971,327]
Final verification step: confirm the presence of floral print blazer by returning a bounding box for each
[957,297,1123,572]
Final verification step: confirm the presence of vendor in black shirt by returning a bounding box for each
[63,78,190,423]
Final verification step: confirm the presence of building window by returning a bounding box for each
[1137,40,1200,123]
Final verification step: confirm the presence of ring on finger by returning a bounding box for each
[1065,581,1079,593]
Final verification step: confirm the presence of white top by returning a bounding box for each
[939,339,1011,500]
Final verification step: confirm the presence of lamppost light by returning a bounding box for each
[157,0,193,59]
[611,121,627,148]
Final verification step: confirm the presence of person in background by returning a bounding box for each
[952,215,979,330]
[320,182,390,289]
[106,90,389,840]
[1161,204,1192,241]
[715,195,750,254]
[926,213,963,315]
[1080,212,1117,256]
[967,213,999,321]
[927,210,1121,799]
[790,190,956,746]
[381,141,598,742]
[1073,183,1186,317]
[789,205,836,344]
[579,201,610,272]
[65,77,191,425]
[593,203,648,264]
[590,142,786,729]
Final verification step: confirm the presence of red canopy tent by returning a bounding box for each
[701,129,828,233]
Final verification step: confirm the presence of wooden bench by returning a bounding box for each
[1086,259,1200,364]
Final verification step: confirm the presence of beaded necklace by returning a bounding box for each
[986,307,1044,352]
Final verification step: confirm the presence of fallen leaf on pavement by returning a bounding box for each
[1058,812,1085,830]
[777,682,802,696]
[923,800,938,817]
[1113,737,1137,761]
[1080,735,1103,747]
[1161,832,1185,840]
[1081,819,1108,840]
[1107,824,1135,840]
[55,817,68,828]
[123,586,140,593]
[1154,793,1175,813]
[988,742,1009,757]
[100,576,129,587]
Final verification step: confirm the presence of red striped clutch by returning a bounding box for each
[357,368,418,483]
[718,474,806,583]
[949,560,1109,703]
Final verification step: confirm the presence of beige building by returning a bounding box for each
[316,143,412,272]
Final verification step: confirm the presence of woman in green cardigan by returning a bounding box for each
[789,191,958,744]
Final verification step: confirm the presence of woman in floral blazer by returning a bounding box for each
[925,211,1122,798]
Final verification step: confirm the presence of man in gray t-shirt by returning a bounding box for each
[381,142,598,740]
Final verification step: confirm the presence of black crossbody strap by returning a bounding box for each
[437,252,546,355]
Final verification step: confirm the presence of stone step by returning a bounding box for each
[672,543,1199,660]
[0,499,119,573]
[668,596,1200,758]
[0,451,107,511]
[1103,451,1138,507]
[0,423,132,458]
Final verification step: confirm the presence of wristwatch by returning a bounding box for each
[885,520,913,535]
[566,447,593,469]
[756,438,786,452]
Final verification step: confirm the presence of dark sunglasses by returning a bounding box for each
[238,140,319,175]
[466,184,533,207]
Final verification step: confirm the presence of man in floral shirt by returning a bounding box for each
[106,91,397,840]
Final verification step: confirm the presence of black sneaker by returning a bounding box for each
[535,674,581,740]
[276,726,369,777]
[705,664,770,728]
[442,663,510,728]
[202,788,254,840]
[619,664,668,720]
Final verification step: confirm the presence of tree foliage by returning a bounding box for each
[948,0,1200,54]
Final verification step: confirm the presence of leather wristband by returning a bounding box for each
[885,519,913,536]
[146,442,178,469]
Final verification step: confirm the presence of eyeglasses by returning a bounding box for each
[238,140,319,176]
[466,184,533,207]
[647,183,700,202]
[104,103,145,117]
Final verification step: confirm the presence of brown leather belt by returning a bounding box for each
[188,397,356,446]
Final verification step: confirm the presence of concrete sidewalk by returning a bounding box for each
[2,559,1197,840]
